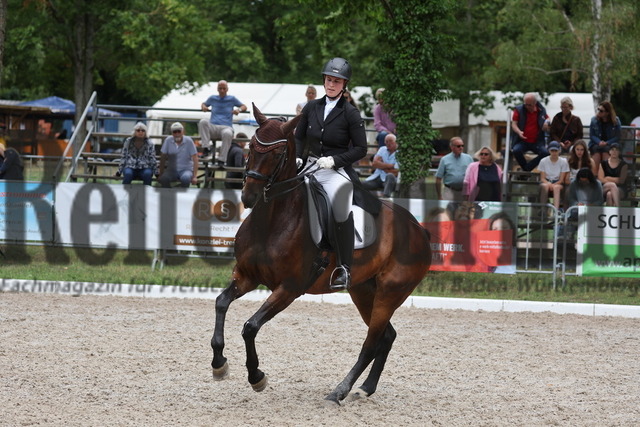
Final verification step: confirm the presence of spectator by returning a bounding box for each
[589,100,622,173]
[225,132,248,190]
[361,133,398,198]
[550,96,583,152]
[296,85,317,115]
[117,122,156,186]
[538,141,569,212]
[198,80,247,164]
[463,146,502,202]
[568,167,604,210]
[565,139,596,184]
[158,122,199,188]
[511,92,550,171]
[373,88,396,147]
[342,89,357,108]
[0,143,24,180]
[598,142,627,207]
[435,136,473,201]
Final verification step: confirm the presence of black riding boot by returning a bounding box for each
[331,212,354,290]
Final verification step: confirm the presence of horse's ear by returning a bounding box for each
[281,114,301,137]
[253,103,268,125]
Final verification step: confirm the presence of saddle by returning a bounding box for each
[306,175,378,250]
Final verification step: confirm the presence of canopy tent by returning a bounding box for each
[429,91,597,129]
[19,96,122,117]
[145,82,372,140]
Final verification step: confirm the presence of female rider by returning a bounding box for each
[295,57,367,290]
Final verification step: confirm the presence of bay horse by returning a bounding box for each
[210,105,431,405]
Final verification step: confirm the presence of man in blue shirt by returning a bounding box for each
[435,137,473,201]
[198,80,247,165]
[361,133,399,198]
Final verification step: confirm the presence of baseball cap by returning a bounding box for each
[548,141,561,151]
[609,142,620,150]
[170,122,184,131]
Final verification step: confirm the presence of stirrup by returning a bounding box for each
[329,265,350,290]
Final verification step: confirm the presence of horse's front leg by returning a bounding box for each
[242,288,298,392]
[211,279,248,380]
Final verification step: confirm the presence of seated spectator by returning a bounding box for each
[597,142,627,207]
[463,146,502,202]
[361,133,398,198]
[550,96,583,152]
[117,122,157,186]
[0,143,24,180]
[568,167,604,209]
[565,139,596,184]
[373,88,396,147]
[225,132,247,190]
[435,137,473,201]
[589,100,622,173]
[538,141,569,212]
[158,122,199,188]
[511,92,550,171]
[296,85,317,115]
[342,89,357,108]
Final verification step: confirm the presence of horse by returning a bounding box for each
[210,104,431,405]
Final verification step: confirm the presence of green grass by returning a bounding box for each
[1,245,638,306]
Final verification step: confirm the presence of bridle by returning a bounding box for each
[244,132,309,203]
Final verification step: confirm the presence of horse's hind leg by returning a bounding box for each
[211,279,252,380]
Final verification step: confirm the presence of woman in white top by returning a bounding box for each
[538,141,569,211]
[295,85,317,115]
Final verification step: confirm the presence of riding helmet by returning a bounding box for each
[321,57,352,81]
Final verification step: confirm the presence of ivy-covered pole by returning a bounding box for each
[377,0,454,197]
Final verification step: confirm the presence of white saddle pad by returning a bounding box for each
[305,180,377,250]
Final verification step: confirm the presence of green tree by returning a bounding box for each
[445,0,506,144]
[487,0,639,114]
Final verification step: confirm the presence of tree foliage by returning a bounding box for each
[486,0,640,118]
[378,0,455,193]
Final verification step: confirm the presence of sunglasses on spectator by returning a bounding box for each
[135,129,145,132]
[172,130,182,133]
[453,144,464,148]
[479,152,490,156]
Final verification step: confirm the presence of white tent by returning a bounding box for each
[146,82,372,141]
[429,91,596,129]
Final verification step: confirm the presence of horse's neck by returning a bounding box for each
[256,186,305,223]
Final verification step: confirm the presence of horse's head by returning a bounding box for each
[242,104,301,208]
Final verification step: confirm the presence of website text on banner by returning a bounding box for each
[577,205,640,278]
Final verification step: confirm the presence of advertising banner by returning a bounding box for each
[397,199,518,273]
[577,206,640,277]
[55,183,248,251]
[0,182,54,242]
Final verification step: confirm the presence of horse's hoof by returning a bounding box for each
[345,387,368,402]
[323,393,342,407]
[323,398,341,408]
[212,362,229,381]
[251,374,268,392]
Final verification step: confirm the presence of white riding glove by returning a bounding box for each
[296,158,303,169]
[316,156,335,169]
